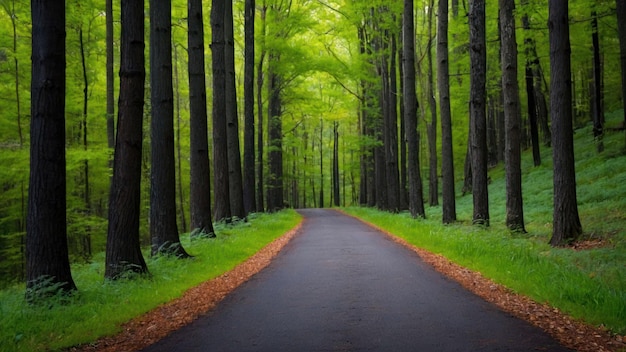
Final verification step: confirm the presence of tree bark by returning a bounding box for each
[333,122,340,206]
[243,0,257,214]
[267,58,283,212]
[149,0,188,257]
[469,0,489,226]
[427,0,439,207]
[385,33,400,212]
[548,0,582,246]
[500,0,525,232]
[256,3,267,212]
[106,0,149,279]
[106,0,115,149]
[211,0,231,221]
[521,0,542,165]
[27,0,77,296]
[188,0,215,237]
[617,0,626,149]
[403,0,425,218]
[591,10,603,153]
[225,1,245,219]
[438,0,457,223]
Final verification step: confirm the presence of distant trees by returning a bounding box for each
[26,0,76,296]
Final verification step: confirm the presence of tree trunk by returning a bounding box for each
[427,0,439,207]
[188,0,215,237]
[27,0,77,297]
[256,3,267,212]
[211,0,231,221]
[106,0,149,279]
[385,33,400,212]
[243,0,257,214]
[521,0,542,165]
[333,122,340,207]
[225,1,245,219]
[149,0,188,257]
[438,0,456,224]
[591,10,603,153]
[500,0,525,232]
[469,0,489,226]
[173,45,187,234]
[79,27,92,259]
[403,0,425,218]
[617,0,626,149]
[548,0,582,246]
[106,0,115,149]
[398,33,408,210]
[267,59,283,212]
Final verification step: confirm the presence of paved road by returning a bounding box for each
[142,209,569,352]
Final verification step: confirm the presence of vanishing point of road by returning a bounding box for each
[142,209,569,352]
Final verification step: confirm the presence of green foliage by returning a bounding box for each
[0,210,301,351]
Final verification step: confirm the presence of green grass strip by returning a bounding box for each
[0,210,301,352]
[343,207,626,335]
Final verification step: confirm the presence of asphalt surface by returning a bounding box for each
[142,209,570,352]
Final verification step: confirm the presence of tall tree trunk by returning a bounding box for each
[438,0,456,223]
[27,0,77,296]
[403,0,425,218]
[469,0,489,226]
[106,0,115,149]
[79,28,92,259]
[243,0,257,214]
[398,32,408,210]
[267,58,283,212]
[333,122,340,207]
[173,44,187,234]
[521,0,542,165]
[385,33,400,212]
[149,0,188,257]
[211,0,231,221]
[591,10,604,153]
[500,0,525,232]
[106,0,149,279]
[319,120,325,208]
[427,0,438,207]
[548,0,582,246]
[225,1,245,219]
[188,0,215,237]
[256,3,267,212]
[617,0,626,150]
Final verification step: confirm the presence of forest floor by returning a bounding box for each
[69,210,624,352]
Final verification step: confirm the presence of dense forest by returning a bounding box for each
[0,0,625,294]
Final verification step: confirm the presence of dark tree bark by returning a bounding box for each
[79,27,92,259]
[256,3,267,212]
[385,33,400,212]
[427,0,439,207]
[617,0,626,149]
[469,0,489,226]
[225,1,245,219]
[500,0,525,232]
[398,32,408,210]
[106,0,149,279]
[26,0,77,296]
[403,0,425,218]
[267,57,283,212]
[106,0,115,149]
[333,122,340,207]
[319,120,325,208]
[188,0,215,237]
[149,0,188,257]
[438,0,456,224]
[591,10,604,153]
[243,0,257,214]
[521,0,542,165]
[211,0,231,221]
[548,0,582,246]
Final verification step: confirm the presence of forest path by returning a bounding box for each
[141,208,569,352]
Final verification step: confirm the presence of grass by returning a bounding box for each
[0,210,302,352]
[343,111,626,335]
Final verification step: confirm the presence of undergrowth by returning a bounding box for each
[0,210,301,352]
